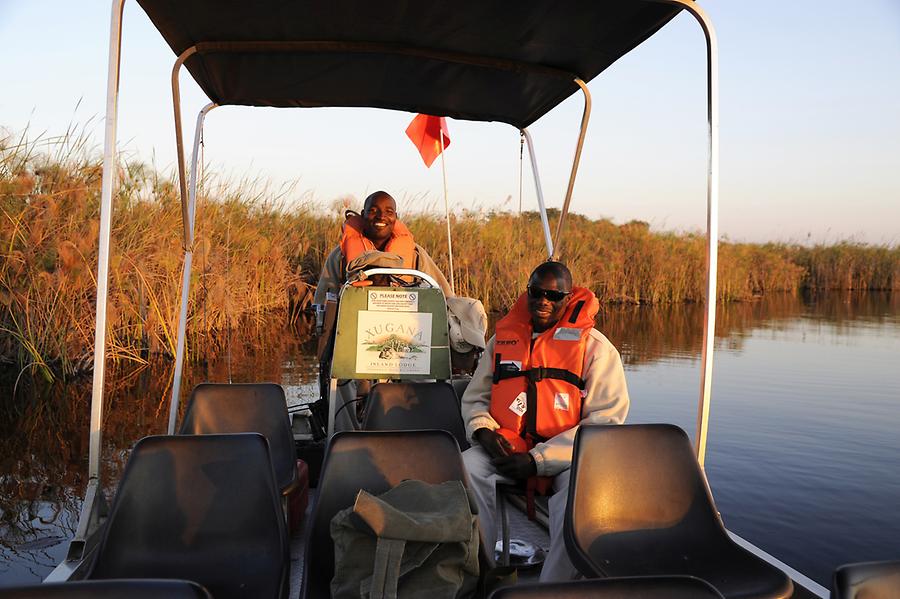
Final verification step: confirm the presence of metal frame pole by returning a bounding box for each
[167,102,217,434]
[521,129,554,259]
[72,0,126,555]
[650,0,719,467]
[171,46,199,249]
[551,78,592,260]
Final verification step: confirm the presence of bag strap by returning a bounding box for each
[366,538,406,599]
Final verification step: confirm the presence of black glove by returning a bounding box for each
[474,428,514,460]
[491,452,537,480]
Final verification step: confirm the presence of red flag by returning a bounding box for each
[405,114,451,168]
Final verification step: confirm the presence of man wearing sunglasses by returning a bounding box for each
[461,261,629,581]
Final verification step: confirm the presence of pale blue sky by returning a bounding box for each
[2,1,898,243]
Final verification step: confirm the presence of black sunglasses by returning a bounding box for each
[527,286,570,302]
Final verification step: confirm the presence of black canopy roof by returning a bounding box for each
[137,1,684,129]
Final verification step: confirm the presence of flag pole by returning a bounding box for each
[439,132,455,294]
[518,131,524,215]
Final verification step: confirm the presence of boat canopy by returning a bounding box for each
[136,0,683,128]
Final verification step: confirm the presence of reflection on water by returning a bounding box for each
[1,292,897,586]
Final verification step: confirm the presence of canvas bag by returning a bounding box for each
[331,479,480,599]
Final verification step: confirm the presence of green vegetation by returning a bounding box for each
[1,135,896,378]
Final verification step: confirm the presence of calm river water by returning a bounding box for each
[1,292,898,586]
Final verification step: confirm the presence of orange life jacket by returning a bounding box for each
[340,212,417,271]
[490,286,599,444]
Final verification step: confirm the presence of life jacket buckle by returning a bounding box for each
[528,367,546,383]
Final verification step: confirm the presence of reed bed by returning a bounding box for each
[1,135,896,377]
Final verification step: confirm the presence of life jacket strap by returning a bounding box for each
[493,358,585,391]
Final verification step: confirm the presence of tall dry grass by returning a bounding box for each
[1,133,896,378]
[1,132,331,380]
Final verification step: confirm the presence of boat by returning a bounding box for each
[5,0,898,597]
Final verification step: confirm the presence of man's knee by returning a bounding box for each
[462,445,492,475]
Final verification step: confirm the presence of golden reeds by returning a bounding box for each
[1,134,896,377]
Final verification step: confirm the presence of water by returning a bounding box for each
[1,292,898,587]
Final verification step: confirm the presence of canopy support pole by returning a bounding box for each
[70,0,126,562]
[167,102,218,434]
[521,129,554,259]
[652,0,719,468]
[171,46,199,249]
[551,78,592,261]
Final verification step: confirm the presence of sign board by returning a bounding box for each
[331,285,450,380]
[355,311,432,375]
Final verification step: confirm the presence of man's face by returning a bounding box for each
[526,272,572,332]
[362,194,397,242]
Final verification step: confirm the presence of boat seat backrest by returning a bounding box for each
[87,434,288,599]
[488,576,724,599]
[568,424,723,553]
[0,579,212,598]
[362,382,470,449]
[450,377,469,406]
[832,560,900,599]
[301,430,485,599]
[331,284,451,380]
[564,424,793,599]
[179,383,297,493]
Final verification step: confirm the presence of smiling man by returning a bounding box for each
[461,261,630,581]
[313,190,453,304]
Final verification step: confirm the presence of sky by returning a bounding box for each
[1,1,899,244]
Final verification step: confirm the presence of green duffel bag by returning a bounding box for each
[331,479,480,599]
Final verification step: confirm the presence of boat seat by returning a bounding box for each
[300,430,490,599]
[489,576,724,598]
[832,559,900,599]
[86,434,289,599]
[361,381,470,449]
[0,579,212,598]
[564,424,793,599]
[450,377,470,405]
[178,383,299,495]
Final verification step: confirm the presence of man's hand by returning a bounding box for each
[474,428,514,460]
[491,452,537,480]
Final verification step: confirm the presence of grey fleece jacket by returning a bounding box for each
[461,329,630,477]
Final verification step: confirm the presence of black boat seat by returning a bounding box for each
[450,377,470,405]
[300,430,490,599]
[86,434,289,599]
[489,576,725,598]
[832,560,900,599]
[179,383,299,494]
[564,424,793,599]
[0,579,212,598]
[361,382,470,449]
